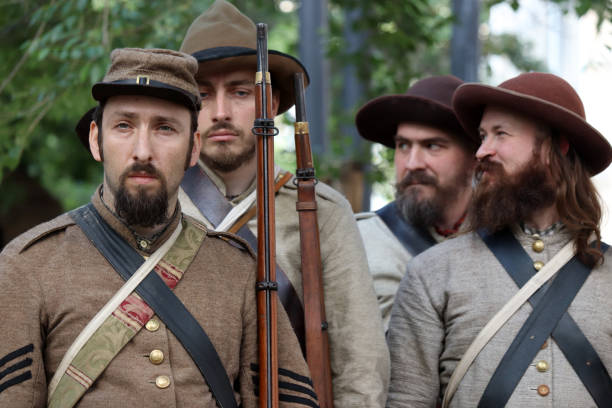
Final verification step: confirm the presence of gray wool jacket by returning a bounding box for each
[387,225,612,407]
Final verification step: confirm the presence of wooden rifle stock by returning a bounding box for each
[254,23,279,408]
[293,73,334,408]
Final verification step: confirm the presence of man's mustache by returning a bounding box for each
[396,170,437,191]
[475,158,504,182]
[203,120,242,138]
[121,162,162,182]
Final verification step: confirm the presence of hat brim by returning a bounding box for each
[453,83,612,175]
[191,46,310,114]
[92,81,200,111]
[355,94,475,149]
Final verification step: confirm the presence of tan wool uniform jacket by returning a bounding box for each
[356,212,447,331]
[386,226,612,407]
[0,189,316,408]
[180,163,390,408]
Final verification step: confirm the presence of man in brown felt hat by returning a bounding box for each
[0,47,316,408]
[177,1,389,406]
[387,72,612,407]
[354,75,478,330]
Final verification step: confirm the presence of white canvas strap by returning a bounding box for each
[441,238,576,407]
[47,222,182,398]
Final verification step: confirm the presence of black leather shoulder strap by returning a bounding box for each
[70,204,238,408]
[375,201,436,256]
[181,166,306,354]
[478,228,612,407]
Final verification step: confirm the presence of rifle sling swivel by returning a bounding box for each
[256,281,279,291]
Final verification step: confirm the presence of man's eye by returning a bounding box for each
[200,92,209,99]
[428,143,441,150]
[159,125,175,132]
[396,142,407,150]
[234,90,249,97]
[117,122,130,129]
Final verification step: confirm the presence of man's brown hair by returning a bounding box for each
[548,131,604,267]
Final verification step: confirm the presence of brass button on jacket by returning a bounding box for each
[532,239,545,253]
[533,261,544,271]
[146,318,160,332]
[535,360,549,372]
[537,384,550,396]
[149,349,164,365]
[155,375,170,389]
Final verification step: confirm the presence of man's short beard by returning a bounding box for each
[112,163,169,228]
[395,168,469,228]
[469,155,556,233]
[200,121,255,172]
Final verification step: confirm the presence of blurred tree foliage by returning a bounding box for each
[1,0,610,214]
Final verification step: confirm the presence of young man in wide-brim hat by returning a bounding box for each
[0,47,315,408]
[177,1,389,406]
[387,72,612,407]
[354,75,477,330]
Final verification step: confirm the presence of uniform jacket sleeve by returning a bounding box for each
[319,199,390,407]
[0,239,48,407]
[386,255,444,408]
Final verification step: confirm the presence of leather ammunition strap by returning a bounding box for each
[72,204,237,408]
[478,229,612,407]
[181,167,305,353]
[376,201,436,256]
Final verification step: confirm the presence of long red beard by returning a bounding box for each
[468,155,556,233]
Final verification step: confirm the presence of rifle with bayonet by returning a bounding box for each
[293,72,334,408]
[253,23,279,408]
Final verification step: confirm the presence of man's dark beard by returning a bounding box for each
[395,169,467,228]
[113,163,169,228]
[200,120,255,172]
[469,155,556,233]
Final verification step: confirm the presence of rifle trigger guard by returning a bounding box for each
[252,119,279,136]
[256,281,279,291]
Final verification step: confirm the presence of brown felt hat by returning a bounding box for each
[179,0,309,114]
[355,75,477,150]
[76,48,201,148]
[453,72,612,175]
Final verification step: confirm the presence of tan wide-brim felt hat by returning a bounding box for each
[453,72,612,175]
[355,75,477,150]
[179,0,309,114]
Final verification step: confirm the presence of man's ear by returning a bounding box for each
[189,130,202,167]
[89,121,103,162]
[271,89,281,117]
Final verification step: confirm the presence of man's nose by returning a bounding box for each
[476,136,495,161]
[131,128,153,162]
[404,147,426,171]
[212,92,231,122]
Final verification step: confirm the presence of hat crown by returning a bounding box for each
[499,72,585,119]
[180,0,256,55]
[103,48,199,94]
[406,75,464,109]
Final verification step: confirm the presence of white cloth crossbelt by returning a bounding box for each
[441,238,578,408]
[47,222,183,400]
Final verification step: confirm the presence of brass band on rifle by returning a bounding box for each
[255,71,271,84]
[294,122,309,135]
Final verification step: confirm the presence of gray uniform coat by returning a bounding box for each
[387,226,612,407]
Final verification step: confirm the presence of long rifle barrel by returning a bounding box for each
[254,23,279,408]
[293,72,334,407]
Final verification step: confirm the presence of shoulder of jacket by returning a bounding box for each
[3,213,75,255]
[355,211,377,221]
[281,174,352,208]
[206,230,255,258]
